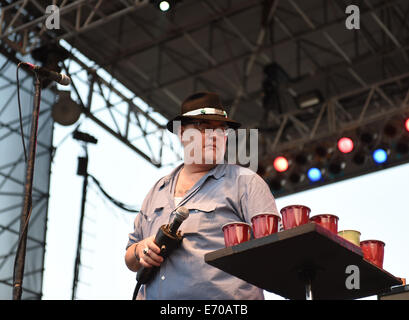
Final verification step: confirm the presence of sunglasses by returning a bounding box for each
[183,121,230,136]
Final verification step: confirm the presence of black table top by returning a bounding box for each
[204,223,402,300]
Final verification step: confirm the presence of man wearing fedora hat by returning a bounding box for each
[125,92,279,299]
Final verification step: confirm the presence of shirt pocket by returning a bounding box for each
[144,203,168,237]
[179,202,217,235]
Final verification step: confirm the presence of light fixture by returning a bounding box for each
[296,90,323,109]
[152,0,175,12]
[352,151,366,166]
[273,156,289,173]
[396,137,409,155]
[337,137,354,154]
[73,130,98,144]
[267,174,286,192]
[307,167,322,182]
[288,171,304,184]
[52,90,81,126]
[314,144,334,159]
[294,152,311,166]
[360,131,377,147]
[383,122,398,138]
[268,178,283,191]
[159,1,170,11]
[372,148,388,164]
[328,159,346,175]
[262,63,290,112]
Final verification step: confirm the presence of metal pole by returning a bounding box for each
[71,149,88,300]
[305,278,313,300]
[12,75,41,300]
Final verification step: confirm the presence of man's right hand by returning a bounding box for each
[136,236,164,268]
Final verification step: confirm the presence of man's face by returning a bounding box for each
[180,120,229,165]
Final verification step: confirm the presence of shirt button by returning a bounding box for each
[161,275,165,280]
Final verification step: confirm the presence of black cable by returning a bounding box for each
[132,281,142,300]
[16,62,28,163]
[88,174,139,213]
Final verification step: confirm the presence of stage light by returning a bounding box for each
[352,151,366,165]
[52,91,81,126]
[159,1,170,11]
[383,123,398,138]
[328,160,346,175]
[267,176,285,192]
[73,130,98,144]
[152,0,175,12]
[273,156,289,172]
[294,153,311,166]
[373,148,388,164]
[296,90,323,109]
[289,171,304,184]
[396,137,409,155]
[337,137,354,154]
[405,118,409,132]
[315,146,327,158]
[360,131,378,145]
[307,168,322,182]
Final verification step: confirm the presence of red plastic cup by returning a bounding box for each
[251,214,281,239]
[360,240,385,268]
[310,214,339,234]
[280,205,311,230]
[222,222,251,247]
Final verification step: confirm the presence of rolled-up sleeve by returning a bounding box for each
[126,212,144,250]
[240,173,280,222]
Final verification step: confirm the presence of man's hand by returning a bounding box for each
[137,235,164,268]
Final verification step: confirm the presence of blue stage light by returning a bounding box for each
[372,148,388,164]
[308,168,322,182]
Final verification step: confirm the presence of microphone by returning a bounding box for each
[169,206,189,235]
[20,62,71,86]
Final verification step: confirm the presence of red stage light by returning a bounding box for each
[337,137,354,154]
[405,118,409,132]
[273,156,289,172]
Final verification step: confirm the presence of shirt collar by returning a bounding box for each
[158,163,183,190]
[210,163,226,180]
[158,163,226,190]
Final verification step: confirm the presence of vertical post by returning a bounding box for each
[299,268,315,301]
[305,278,313,300]
[71,148,88,300]
[13,75,41,300]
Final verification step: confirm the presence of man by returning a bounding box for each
[125,92,279,299]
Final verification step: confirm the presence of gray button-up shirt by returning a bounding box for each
[127,163,279,300]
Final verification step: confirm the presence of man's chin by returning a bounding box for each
[203,154,225,165]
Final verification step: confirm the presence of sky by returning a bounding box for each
[41,112,409,300]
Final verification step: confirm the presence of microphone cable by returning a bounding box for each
[16,62,28,163]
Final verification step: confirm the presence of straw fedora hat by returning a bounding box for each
[166,92,241,132]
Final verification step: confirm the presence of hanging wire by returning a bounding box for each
[88,174,139,213]
[16,62,28,163]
